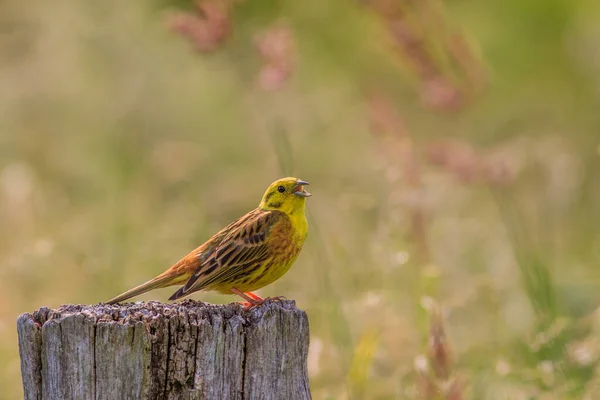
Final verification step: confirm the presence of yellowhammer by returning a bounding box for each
[106,177,311,308]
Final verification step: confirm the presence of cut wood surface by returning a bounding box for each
[17,300,311,400]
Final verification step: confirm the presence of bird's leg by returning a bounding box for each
[231,288,264,310]
[230,288,262,304]
[245,291,264,301]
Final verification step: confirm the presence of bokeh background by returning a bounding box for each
[2,0,600,398]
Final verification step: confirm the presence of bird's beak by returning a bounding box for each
[293,180,311,197]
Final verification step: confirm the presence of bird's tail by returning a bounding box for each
[105,272,184,305]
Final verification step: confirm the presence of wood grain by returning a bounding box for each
[17,300,311,400]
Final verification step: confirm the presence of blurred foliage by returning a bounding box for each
[2,0,600,399]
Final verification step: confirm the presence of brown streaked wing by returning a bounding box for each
[169,209,282,300]
[170,208,260,277]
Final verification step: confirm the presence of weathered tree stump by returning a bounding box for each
[17,300,311,400]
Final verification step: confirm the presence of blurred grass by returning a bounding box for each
[2,0,600,399]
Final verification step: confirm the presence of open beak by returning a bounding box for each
[293,180,312,197]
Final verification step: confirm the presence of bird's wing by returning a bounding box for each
[169,209,280,300]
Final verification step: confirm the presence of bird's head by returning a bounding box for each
[259,177,311,215]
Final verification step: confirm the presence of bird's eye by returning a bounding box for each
[277,185,285,193]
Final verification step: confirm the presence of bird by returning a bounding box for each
[106,177,311,308]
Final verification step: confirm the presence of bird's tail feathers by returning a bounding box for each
[105,273,179,305]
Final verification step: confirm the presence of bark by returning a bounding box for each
[17,300,311,400]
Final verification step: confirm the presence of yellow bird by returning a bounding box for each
[106,177,311,308]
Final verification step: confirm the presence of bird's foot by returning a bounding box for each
[232,288,265,310]
[239,296,287,310]
[232,288,287,310]
[238,301,253,309]
[238,298,264,311]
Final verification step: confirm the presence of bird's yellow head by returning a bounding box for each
[259,177,311,215]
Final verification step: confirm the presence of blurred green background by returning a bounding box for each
[2,0,600,398]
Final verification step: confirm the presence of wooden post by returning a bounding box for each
[17,300,311,400]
